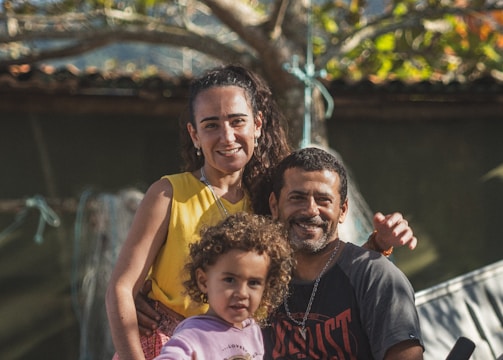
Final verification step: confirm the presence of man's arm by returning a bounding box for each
[135,279,161,336]
[384,340,424,360]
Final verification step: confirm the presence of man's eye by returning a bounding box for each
[223,277,234,283]
[316,197,332,204]
[289,195,304,201]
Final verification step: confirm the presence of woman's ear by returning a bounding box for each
[254,111,263,138]
[187,122,199,147]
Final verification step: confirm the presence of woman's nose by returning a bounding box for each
[221,123,236,143]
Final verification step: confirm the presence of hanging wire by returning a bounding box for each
[0,194,61,245]
[71,189,94,325]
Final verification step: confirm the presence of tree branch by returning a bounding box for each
[0,26,257,67]
[200,0,272,53]
[269,0,290,40]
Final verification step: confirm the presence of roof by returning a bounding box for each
[2,64,502,118]
[3,63,503,96]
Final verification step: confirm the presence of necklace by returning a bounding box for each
[283,240,341,340]
[200,167,229,218]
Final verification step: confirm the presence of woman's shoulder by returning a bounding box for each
[161,172,201,187]
[145,172,197,193]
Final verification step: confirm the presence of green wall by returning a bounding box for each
[1,110,502,358]
[329,116,503,290]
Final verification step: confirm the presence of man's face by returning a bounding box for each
[269,167,348,253]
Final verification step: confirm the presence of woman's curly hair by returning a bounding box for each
[183,212,294,326]
[178,64,292,215]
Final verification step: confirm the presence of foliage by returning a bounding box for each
[1,0,502,146]
[1,0,502,82]
[314,0,503,83]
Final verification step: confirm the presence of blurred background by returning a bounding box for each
[1,0,503,359]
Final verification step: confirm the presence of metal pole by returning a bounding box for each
[283,0,334,149]
[302,0,313,149]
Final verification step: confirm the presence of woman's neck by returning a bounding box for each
[198,166,245,203]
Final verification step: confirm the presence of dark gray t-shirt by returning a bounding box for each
[263,242,423,359]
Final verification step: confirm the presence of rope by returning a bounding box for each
[0,194,61,245]
[71,189,93,325]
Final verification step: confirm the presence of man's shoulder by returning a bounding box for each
[339,241,402,276]
[341,241,385,264]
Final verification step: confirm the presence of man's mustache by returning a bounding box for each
[290,215,328,228]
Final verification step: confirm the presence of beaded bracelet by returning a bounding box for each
[367,230,394,257]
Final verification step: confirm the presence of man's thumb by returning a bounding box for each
[373,212,386,226]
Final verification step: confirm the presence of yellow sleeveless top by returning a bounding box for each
[148,172,251,317]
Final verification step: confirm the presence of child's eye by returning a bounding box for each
[248,279,263,287]
[223,277,234,283]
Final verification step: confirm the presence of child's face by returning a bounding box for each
[196,249,270,328]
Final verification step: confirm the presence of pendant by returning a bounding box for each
[299,327,307,340]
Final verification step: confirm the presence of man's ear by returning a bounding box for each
[339,198,349,224]
[269,192,279,220]
[195,268,208,294]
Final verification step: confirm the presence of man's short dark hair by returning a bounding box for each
[271,147,348,204]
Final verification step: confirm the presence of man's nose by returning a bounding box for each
[305,196,320,215]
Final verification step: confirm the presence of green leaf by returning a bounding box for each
[322,16,339,34]
[482,44,501,62]
[375,33,396,52]
[393,3,408,16]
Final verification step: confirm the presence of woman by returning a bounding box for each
[106,65,416,360]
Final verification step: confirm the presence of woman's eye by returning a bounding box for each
[223,277,234,283]
[204,122,217,129]
[231,118,246,126]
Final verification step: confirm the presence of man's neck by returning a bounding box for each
[293,240,345,282]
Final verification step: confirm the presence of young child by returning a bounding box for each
[154,212,293,360]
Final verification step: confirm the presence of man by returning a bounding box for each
[263,147,423,359]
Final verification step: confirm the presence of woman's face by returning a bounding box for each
[188,86,262,176]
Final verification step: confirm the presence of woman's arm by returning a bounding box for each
[105,178,173,360]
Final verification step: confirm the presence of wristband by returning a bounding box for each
[368,230,394,257]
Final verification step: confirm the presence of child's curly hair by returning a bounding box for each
[183,212,294,326]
